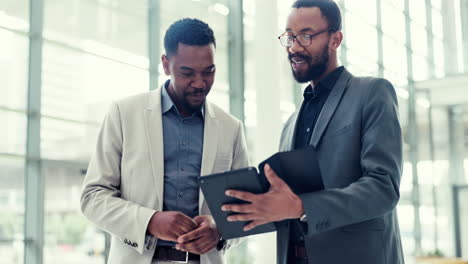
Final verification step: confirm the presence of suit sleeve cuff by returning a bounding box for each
[136,207,158,254]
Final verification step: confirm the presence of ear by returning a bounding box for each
[161,55,170,76]
[329,31,343,50]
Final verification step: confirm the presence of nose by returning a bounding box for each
[191,74,206,89]
[288,39,305,54]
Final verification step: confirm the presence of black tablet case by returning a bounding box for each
[199,146,322,239]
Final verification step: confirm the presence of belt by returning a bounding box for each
[154,246,200,263]
[289,244,308,261]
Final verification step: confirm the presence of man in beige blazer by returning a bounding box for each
[81,18,249,264]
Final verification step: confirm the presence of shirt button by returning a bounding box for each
[182,141,187,146]
[179,192,184,197]
[306,128,310,132]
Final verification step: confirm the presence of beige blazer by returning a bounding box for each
[81,87,249,264]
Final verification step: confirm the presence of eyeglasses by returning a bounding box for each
[278,29,330,47]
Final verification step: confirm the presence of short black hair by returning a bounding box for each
[164,18,216,57]
[292,0,342,32]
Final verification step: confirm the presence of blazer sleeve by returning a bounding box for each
[224,120,250,250]
[80,102,156,254]
[231,120,251,170]
[299,78,403,235]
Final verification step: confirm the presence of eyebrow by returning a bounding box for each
[180,65,216,71]
[180,66,194,71]
[205,65,216,71]
[285,27,315,33]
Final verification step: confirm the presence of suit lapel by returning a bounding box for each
[310,69,352,148]
[144,88,165,209]
[282,110,300,152]
[199,102,218,211]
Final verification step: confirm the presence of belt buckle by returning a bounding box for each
[294,245,307,259]
[171,250,188,263]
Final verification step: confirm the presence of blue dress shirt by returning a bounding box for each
[157,81,205,247]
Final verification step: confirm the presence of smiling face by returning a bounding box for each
[285,7,342,84]
[288,39,330,83]
[162,43,216,116]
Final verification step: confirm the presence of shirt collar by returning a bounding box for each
[161,80,175,114]
[319,66,345,91]
[303,66,345,99]
[161,80,205,118]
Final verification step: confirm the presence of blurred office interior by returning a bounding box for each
[1,0,468,263]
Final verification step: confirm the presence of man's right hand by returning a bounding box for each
[147,211,198,242]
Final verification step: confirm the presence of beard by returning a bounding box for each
[182,88,207,112]
[289,45,329,83]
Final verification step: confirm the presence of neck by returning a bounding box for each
[166,83,194,118]
[176,104,194,118]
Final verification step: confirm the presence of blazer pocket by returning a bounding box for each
[341,218,385,232]
[213,158,233,173]
[327,123,354,138]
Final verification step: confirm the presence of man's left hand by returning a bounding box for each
[222,164,304,231]
[176,215,221,254]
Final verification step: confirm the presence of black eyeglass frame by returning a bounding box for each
[278,28,333,47]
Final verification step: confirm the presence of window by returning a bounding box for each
[43,0,147,56]
[0,29,28,110]
[345,0,377,26]
[40,1,149,262]
[0,157,25,264]
[43,165,104,264]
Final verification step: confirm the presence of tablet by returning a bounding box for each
[199,167,276,239]
[200,146,322,240]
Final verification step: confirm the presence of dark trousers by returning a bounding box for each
[287,221,309,264]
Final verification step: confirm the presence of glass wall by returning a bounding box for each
[0,157,25,264]
[1,0,467,263]
[40,0,148,262]
[42,164,105,263]
[344,0,379,76]
[0,1,28,264]
[1,0,149,263]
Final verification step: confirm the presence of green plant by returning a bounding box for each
[424,249,445,257]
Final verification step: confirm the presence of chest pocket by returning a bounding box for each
[326,123,354,138]
[320,122,356,144]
